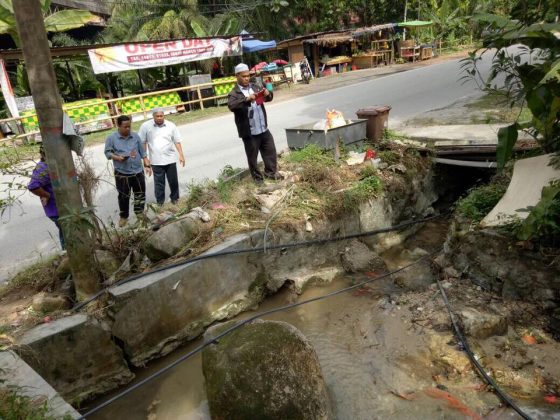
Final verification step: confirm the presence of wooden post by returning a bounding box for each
[13,0,99,299]
[197,86,204,110]
[140,93,147,119]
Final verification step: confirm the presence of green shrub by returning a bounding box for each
[344,175,383,208]
[456,182,507,222]
[516,180,560,243]
[285,144,335,166]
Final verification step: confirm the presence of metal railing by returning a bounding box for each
[0,78,237,146]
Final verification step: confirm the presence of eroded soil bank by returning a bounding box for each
[87,220,560,419]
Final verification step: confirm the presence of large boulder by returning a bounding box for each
[202,319,333,420]
[143,215,201,261]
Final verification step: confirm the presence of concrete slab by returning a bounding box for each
[0,350,79,419]
[482,154,560,227]
[108,233,264,366]
[17,314,133,403]
[397,124,533,147]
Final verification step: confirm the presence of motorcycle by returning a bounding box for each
[300,61,311,84]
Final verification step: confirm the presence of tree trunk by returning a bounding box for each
[14,0,100,299]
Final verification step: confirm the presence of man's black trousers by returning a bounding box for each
[242,129,277,181]
[152,163,179,204]
[115,171,146,219]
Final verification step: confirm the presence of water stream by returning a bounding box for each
[87,221,559,419]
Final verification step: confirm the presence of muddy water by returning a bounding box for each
[87,222,558,419]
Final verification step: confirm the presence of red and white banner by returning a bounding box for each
[88,36,242,74]
[0,59,19,118]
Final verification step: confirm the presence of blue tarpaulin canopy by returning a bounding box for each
[240,30,277,53]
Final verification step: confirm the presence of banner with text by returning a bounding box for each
[88,36,242,74]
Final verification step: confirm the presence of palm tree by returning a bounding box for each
[0,0,102,46]
[106,0,216,42]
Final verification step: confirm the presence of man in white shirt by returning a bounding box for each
[138,108,185,205]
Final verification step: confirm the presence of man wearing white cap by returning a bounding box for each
[139,108,185,205]
[228,63,280,184]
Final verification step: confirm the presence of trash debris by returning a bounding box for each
[424,388,481,420]
[211,203,226,210]
[364,149,376,161]
[389,389,417,401]
[188,206,211,222]
[326,109,346,129]
[305,220,313,232]
[544,395,558,404]
[345,151,366,166]
[521,335,537,345]
[261,206,271,214]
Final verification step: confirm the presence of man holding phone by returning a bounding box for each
[105,115,151,227]
[228,63,280,184]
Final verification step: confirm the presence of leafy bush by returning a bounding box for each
[285,144,335,166]
[343,175,383,209]
[456,182,507,222]
[516,180,560,243]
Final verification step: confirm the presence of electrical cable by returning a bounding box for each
[78,249,439,418]
[72,212,446,312]
[435,276,532,420]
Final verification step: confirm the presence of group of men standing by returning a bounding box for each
[29,62,280,246]
[104,109,184,227]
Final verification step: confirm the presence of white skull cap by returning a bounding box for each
[234,63,249,73]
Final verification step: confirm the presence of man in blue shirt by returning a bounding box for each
[104,115,152,227]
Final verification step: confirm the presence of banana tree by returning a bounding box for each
[0,0,102,46]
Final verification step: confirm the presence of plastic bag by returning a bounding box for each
[326,109,346,129]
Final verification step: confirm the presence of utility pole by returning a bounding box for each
[403,0,408,40]
[14,0,100,299]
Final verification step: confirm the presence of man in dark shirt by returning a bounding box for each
[228,63,280,184]
[104,115,151,227]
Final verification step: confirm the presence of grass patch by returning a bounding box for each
[0,386,68,420]
[285,144,336,166]
[456,181,508,222]
[0,256,58,299]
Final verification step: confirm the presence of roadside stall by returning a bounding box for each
[397,20,434,62]
[304,32,353,76]
[275,31,350,77]
[351,23,397,69]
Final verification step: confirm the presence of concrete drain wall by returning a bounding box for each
[12,172,437,407]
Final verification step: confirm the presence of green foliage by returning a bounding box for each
[383,129,406,141]
[516,180,560,242]
[0,387,60,420]
[456,182,507,222]
[186,180,205,209]
[377,150,400,165]
[461,14,560,169]
[0,0,99,46]
[106,0,240,42]
[343,174,382,209]
[285,144,336,166]
[0,255,57,298]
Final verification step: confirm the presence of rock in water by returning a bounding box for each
[340,239,385,273]
[202,319,333,420]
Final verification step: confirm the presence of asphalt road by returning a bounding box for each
[0,55,491,282]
